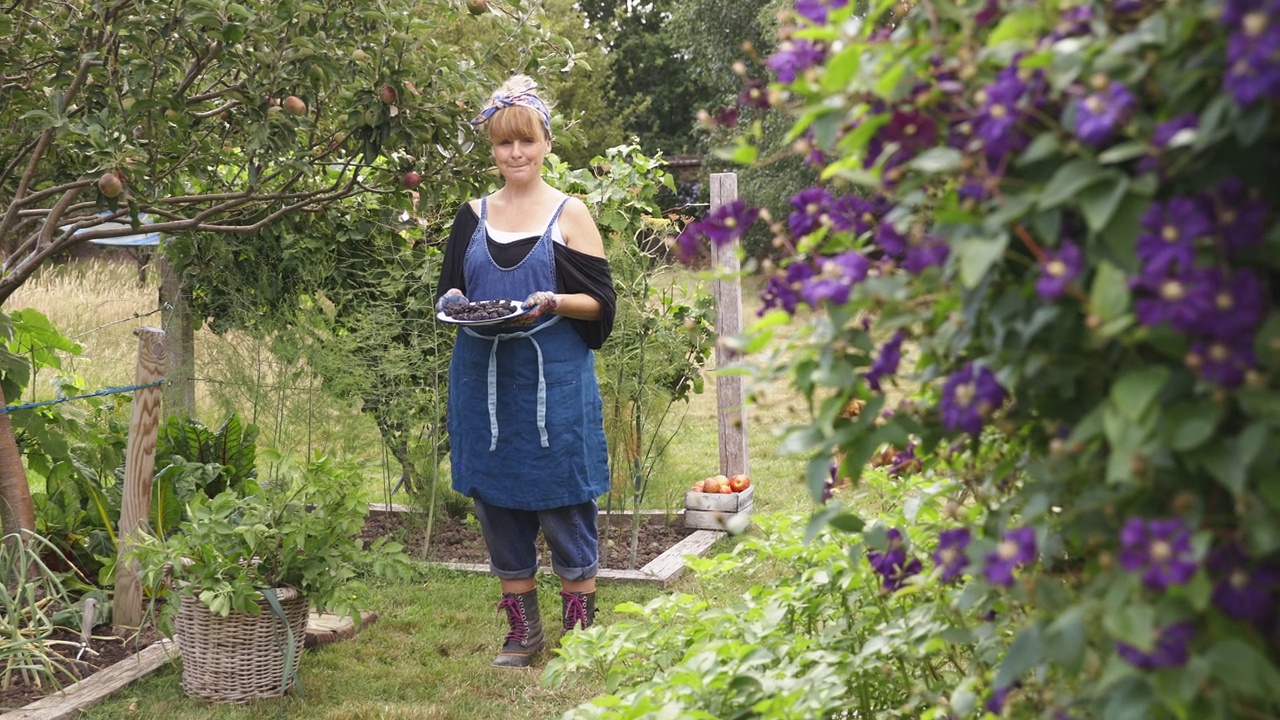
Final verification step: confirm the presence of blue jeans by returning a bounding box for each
[473,498,599,581]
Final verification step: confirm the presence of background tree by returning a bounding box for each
[0,0,562,536]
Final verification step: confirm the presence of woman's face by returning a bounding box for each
[491,132,550,184]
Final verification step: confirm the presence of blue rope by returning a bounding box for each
[0,380,166,415]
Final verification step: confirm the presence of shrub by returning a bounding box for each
[661,0,1280,718]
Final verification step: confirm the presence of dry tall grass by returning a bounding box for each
[7,257,393,493]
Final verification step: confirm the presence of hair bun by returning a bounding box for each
[494,74,541,103]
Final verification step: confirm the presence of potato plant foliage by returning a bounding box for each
[556,1,1280,719]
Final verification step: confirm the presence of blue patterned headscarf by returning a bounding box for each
[469,89,552,135]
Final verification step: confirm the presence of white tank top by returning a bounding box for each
[485,220,566,245]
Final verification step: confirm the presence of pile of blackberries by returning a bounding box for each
[441,299,519,322]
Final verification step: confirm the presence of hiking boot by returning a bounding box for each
[492,589,544,668]
[560,590,596,633]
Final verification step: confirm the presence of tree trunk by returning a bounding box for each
[0,384,36,540]
[159,256,196,419]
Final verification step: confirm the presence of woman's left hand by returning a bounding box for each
[522,291,559,319]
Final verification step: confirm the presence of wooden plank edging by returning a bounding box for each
[427,527,727,588]
[10,638,178,720]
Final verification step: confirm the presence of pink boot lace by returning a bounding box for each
[561,591,588,631]
[497,595,529,643]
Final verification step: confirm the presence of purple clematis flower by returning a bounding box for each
[1207,543,1280,623]
[1073,81,1136,146]
[701,200,760,248]
[1136,196,1214,267]
[766,40,827,83]
[1117,517,1198,591]
[800,252,870,306]
[940,363,1007,435]
[865,330,906,392]
[1130,255,1218,334]
[794,0,849,25]
[1189,337,1258,388]
[1116,621,1195,670]
[758,261,816,316]
[933,527,972,582]
[867,528,923,592]
[1223,5,1280,105]
[788,186,834,238]
[828,195,882,236]
[984,526,1037,586]
[973,66,1033,164]
[1137,114,1197,174]
[1212,177,1269,254]
[1036,240,1084,299]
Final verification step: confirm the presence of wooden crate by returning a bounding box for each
[683,485,753,530]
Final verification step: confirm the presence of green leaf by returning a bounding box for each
[1097,141,1150,165]
[1196,438,1247,494]
[1110,367,1170,422]
[1078,172,1130,232]
[1045,606,1087,672]
[1102,603,1154,651]
[1206,639,1280,701]
[956,231,1010,289]
[908,147,962,174]
[1088,260,1131,323]
[995,623,1043,690]
[1097,193,1151,272]
[986,6,1048,47]
[1015,132,1061,166]
[1162,401,1223,451]
[1039,158,1107,209]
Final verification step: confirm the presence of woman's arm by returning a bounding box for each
[436,203,478,301]
[553,197,607,321]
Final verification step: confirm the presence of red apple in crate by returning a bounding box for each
[728,474,751,492]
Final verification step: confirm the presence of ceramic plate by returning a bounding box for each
[436,300,529,326]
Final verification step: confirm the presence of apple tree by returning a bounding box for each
[0,0,570,536]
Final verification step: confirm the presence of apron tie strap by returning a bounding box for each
[463,315,562,451]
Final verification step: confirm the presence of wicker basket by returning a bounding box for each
[174,587,310,702]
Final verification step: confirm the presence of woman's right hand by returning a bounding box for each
[436,288,468,312]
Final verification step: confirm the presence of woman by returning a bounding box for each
[435,75,615,668]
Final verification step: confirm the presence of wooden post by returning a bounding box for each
[158,255,195,418]
[114,326,165,631]
[709,173,749,478]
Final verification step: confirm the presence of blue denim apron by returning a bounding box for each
[446,196,610,511]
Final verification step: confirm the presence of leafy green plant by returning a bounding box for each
[131,456,414,629]
[666,0,1280,717]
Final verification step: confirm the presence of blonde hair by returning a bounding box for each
[484,75,553,143]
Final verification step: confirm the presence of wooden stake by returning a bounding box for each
[709,173,749,478]
[114,326,165,631]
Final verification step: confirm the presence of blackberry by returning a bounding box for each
[443,299,518,321]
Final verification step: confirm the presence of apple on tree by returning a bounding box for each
[97,172,123,198]
[402,171,421,189]
[379,85,398,105]
[282,95,307,116]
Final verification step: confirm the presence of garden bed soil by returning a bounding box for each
[360,509,696,570]
[0,625,163,712]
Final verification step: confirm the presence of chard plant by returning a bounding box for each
[590,0,1280,718]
